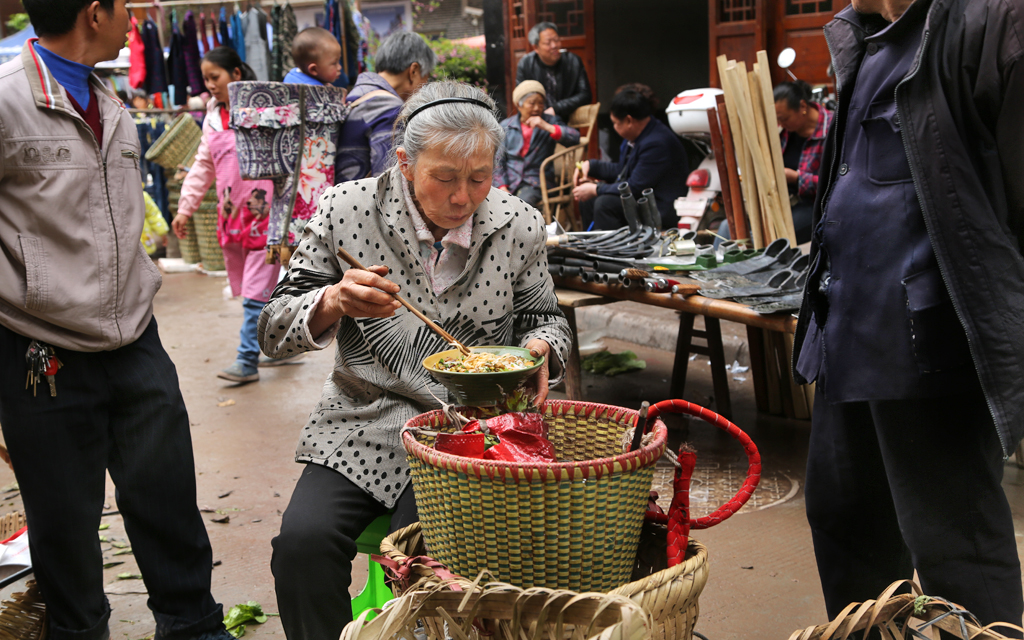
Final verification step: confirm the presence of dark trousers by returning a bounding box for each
[271,463,418,640]
[579,194,626,231]
[0,319,224,640]
[805,385,1023,627]
[514,185,543,208]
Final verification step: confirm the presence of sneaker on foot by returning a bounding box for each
[217,361,259,383]
[258,353,306,367]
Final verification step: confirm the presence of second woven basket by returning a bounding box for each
[403,400,667,593]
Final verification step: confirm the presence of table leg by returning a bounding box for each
[746,326,769,413]
[562,306,583,401]
[670,313,697,400]
[705,317,733,421]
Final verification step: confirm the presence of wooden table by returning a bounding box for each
[552,275,802,419]
[554,288,614,401]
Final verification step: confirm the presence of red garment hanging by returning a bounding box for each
[128,17,147,89]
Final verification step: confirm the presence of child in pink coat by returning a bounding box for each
[172,47,289,383]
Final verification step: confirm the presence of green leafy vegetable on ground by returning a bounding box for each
[581,351,647,376]
[224,601,270,638]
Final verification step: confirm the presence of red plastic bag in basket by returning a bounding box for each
[482,413,557,463]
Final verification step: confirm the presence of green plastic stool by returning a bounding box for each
[351,515,394,618]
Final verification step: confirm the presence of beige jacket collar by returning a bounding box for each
[20,39,126,148]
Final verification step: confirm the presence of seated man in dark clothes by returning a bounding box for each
[572,88,688,230]
[515,21,591,122]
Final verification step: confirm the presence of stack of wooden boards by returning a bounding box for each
[707,50,797,250]
[704,50,812,419]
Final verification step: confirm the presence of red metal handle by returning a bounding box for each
[647,399,761,529]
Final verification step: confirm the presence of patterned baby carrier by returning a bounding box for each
[229,81,350,264]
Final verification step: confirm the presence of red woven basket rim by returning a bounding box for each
[402,399,667,481]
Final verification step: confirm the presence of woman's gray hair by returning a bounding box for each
[527,22,558,46]
[517,91,542,107]
[390,81,505,170]
[375,31,438,77]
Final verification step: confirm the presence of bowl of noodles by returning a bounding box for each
[422,346,544,406]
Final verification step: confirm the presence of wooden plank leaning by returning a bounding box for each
[757,50,798,242]
[717,55,764,248]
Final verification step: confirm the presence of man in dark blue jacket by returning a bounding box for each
[793,0,1024,626]
[573,88,687,230]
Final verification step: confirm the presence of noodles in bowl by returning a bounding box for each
[422,346,544,406]
[434,351,535,373]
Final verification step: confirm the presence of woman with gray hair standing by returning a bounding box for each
[260,80,571,639]
[336,31,438,182]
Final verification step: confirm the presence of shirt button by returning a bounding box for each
[867,43,879,55]
[838,163,849,176]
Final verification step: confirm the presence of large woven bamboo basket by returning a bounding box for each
[193,190,224,272]
[167,179,200,264]
[145,114,202,171]
[403,401,668,592]
[372,522,710,640]
[788,579,1024,640]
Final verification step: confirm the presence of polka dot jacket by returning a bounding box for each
[258,167,572,507]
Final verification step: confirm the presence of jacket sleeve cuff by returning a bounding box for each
[550,125,562,142]
[596,182,620,197]
[304,286,341,348]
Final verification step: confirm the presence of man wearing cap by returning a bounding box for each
[494,80,580,208]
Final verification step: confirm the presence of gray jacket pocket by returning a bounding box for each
[19,235,47,312]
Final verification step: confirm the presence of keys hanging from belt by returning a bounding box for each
[25,339,62,397]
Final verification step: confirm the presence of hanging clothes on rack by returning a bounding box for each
[167,12,189,105]
[204,13,216,52]
[219,7,232,50]
[142,19,168,95]
[128,17,147,89]
[231,8,246,61]
[241,6,270,81]
[270,3,296,82]
[182,11,205,96]
[211,12,221,47]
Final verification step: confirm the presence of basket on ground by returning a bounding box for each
[363,522,709,640]
[144,113,202,171]
[403,400,668,593]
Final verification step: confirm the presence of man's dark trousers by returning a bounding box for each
[0,319,224,640]
[578,194,626,230]
[805,383,1023,627]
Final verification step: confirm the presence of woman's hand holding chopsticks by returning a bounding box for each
[307,265,403,337]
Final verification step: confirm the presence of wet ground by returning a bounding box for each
[0,270,1022,639]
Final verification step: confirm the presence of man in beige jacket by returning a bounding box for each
[0,0,232,638]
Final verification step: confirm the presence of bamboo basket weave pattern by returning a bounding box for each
[193,190,224,272]
[403,401,668,592]
[376,522,710,640]
[167,179,200,264]
[144,114,202,171]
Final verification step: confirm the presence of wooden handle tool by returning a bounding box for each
[336,247,471,356]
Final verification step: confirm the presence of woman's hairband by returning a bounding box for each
[406,97,492,124]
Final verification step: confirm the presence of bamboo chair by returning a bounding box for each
[539,103,600,230]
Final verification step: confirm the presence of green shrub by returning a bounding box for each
[428,37,487,88]
[6,13,29,35]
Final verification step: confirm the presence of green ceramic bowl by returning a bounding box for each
[422,345,544,407]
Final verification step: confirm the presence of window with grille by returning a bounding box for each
[537,0,585,37]
[785,0,831,14]
[511,0,526,39]
[718,0,755,23]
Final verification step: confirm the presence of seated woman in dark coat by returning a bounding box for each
[494,80,580,208]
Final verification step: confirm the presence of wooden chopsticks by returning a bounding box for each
[336,247,472,356]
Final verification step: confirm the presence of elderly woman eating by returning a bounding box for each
[259,80,572,640]
[494,80,580,207]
